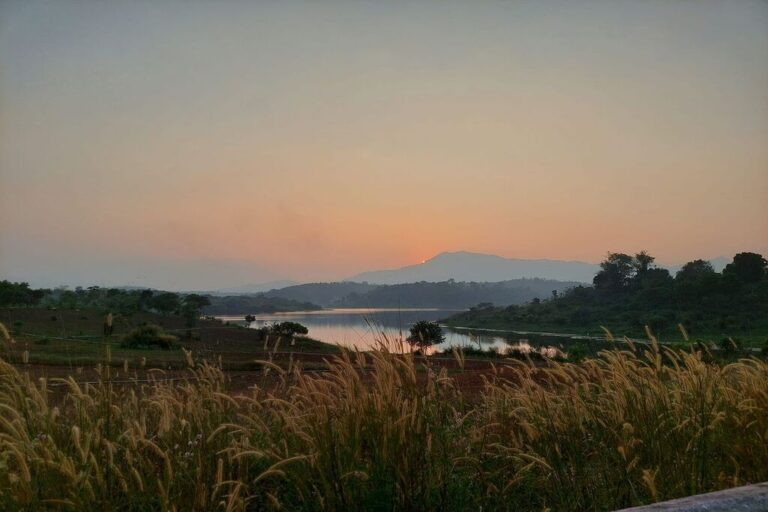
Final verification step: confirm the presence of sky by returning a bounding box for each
[1,0,767,290]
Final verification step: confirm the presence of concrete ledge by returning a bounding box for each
[617,482,768,511]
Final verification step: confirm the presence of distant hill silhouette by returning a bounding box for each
[335,279,581,309]
[347,251,599,284]
[212,280,299,295]
[264,282,379,307]
[261,279,579,309]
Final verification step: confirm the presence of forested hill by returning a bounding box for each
[334,279,580,309]
[201,295,320,315]
[444,252,768,343]
[261,279,579,309]
[263,282,379,307]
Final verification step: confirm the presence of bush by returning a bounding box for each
[566,341,591,362]
[121,325,177,350]
[718,337,743,353]
[270,321,309,337]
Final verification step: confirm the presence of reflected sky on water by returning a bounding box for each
[217,308,590,355]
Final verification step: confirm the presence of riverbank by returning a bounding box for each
[442,309,768,348]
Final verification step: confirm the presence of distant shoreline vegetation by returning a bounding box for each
[259,278,582,309]
[444,251,768,345]
[0,283,320,318]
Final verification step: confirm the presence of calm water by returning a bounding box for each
[218,308,590,354]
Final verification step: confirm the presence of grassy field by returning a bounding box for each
[1,312,767,510]
[0,307,339,371]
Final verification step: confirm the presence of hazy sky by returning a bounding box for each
[1,0,767,289]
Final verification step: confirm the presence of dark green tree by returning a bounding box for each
[0,281,47,307]
[406,320,445,350]
[724,252,767,284]
[181,294,211,326]
[633,251,655,276]
[270,321,309,337]
[676,260,716,282]
[593,253,634,292]
[149,292,181,315]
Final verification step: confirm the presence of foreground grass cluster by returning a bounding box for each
[1,340,767,511]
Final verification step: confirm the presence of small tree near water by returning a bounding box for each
[407,321,445,352]
[270,321,309,337]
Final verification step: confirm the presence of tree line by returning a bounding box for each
[448,251,768,340]
[0,284,211,326]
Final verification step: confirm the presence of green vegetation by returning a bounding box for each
[446,251,768,344]
[0,340,766,510]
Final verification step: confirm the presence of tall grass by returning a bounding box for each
[0,334,766,510]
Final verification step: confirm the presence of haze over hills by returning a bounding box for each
[261,279,580,309]
[347,251,600,285]
[211,280,299,295]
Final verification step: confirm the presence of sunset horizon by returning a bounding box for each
[2,0,767,289]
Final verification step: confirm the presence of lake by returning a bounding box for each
[217,308,592,355]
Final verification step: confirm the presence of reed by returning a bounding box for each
[0,337,766,510]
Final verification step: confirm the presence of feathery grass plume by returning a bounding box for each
[0,331,766,510]
[0,322,11,341]
[600,325,615,342]
[183,348,194,367]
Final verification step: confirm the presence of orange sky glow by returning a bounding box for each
[1,1,767,288]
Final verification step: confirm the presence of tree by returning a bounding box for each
[406,320,445,351]
[0,281,42,307]
[150,292,180,315]
[138,289,154,310]
[593,253,634,292]
[633,251,655,276]
[270,321,309,337]
[676,259,715,282]
[181,294,211,326]
[724,252,767,284]
[244,314,256,326]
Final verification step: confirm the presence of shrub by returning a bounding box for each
[270,321,309,337]
[566,341,591,362]
[121,324,177,350]
[718,337,743,353]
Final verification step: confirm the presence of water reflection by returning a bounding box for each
[217,308,590,356]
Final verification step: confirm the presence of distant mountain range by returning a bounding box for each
[347,251,600,285]
[262,279,579,309]
[346,251,732,285]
